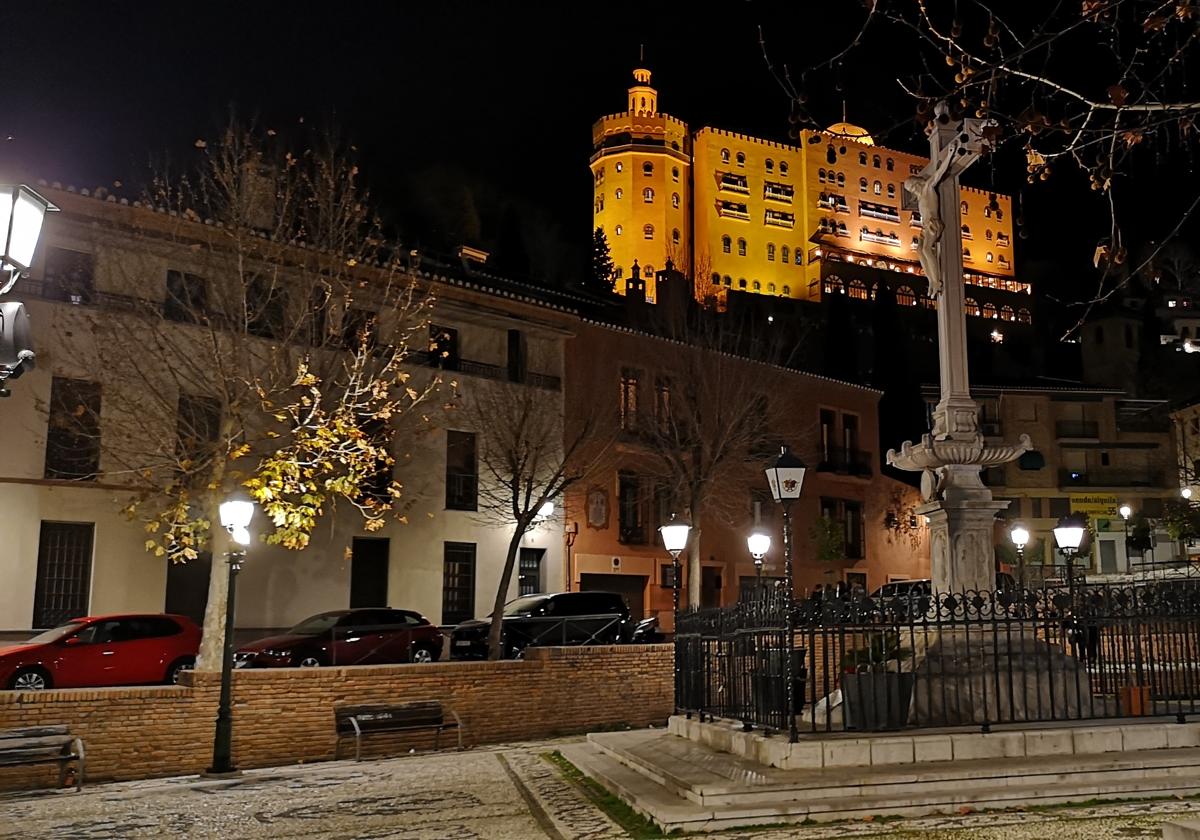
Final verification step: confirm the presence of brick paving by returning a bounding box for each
[2,733,1200,839]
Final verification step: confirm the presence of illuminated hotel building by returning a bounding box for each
[591,68,1032,322]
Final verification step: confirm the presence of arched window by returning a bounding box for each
[672,167,679,183]
[996,209,1004,220]
[671,192,680,208]
[721,148,731,164]
[961,224,971,238]
[984,206,992,218]
[818,168,826,183]
[614,265,623,279]
[768,283,776,293]
[858,151,867,165]
[965,298,981,317]
[722,235,732,254]
[737,238,747,256]
[643,161,654,176]
[963,248,972,260]
[615,162,623,172]
[736,151,746,166]
[753,280,761,291]
[818,217,829,232]
[766,158,774,172]
[983,302,998,319]
[711,272,721,286]
[723,275,732,286]
[782,285,790,295]
[886,158,895,171]
[887,183,895,198]
[837,172,845,187]
[643,187,654,203]
[911,237,919,249]
[781,245,790,264]
[859,177,868,193]
[738,278,747,288]
[614,224,623,235]
[986,229,993,240]
[672,228,681,244]
[615,188,623,200]
[873,155,881,168]
[1017,308,1031,323]
[960,200,969,215]
[643,224,654,239]
[644,264,653,275]
[780,162,789,176]
[838,221,848,234]
[824,276,844,294]
[849,279,869,300]
[794,248,802,265]
[767,243,776,261]
[1001,305,1015,321]
[897,286,916,306]
[873,180,882,195]
[986,252,994,263]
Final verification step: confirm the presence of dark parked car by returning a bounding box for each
[235,608,443,669]
[450,591,631,660]
[0,613,200,691]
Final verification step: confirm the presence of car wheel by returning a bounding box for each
[411,646,435,664]
[298,656,323,668]
[9,668,50,691]
[166,657,195,685]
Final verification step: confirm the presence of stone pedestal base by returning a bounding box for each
[909,628,1099,726]
[920,498,1012,593]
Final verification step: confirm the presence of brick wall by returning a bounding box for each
[0,644,673,790]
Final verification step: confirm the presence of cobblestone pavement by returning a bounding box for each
[3,734,1200,839]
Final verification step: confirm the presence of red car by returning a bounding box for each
[235,608,443,668]
[0,614,201,691]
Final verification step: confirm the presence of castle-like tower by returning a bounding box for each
[590,68,691,302]
[592,68,1031,326]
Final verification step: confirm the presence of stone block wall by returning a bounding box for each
[0,644,673,790]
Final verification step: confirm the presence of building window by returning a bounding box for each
[643,187,654,203]
[341,308,377,351]
[45,377,101,481]
[645,264,654,276]
[765,158,774,173]
[859,177,868,193]
[780,161,789,176]
[843,501,864,559]
[962,224,972,239]
[1018,308,1031,323]
[618,472,647,544]
[818,168,827,183]
[848,279,870,300]
[643,161,653,176]
[886,158,894,171]
[519,548,543,596]
[986,252,994,263]
[164,270,207,323]
[897,286,916,306]
[723,275,732,286]
[1001,305,1015,321]
[768,282,776,293]
[753,280,761,291]
[33,522,94,628]
[961,200,969,215]
[873,180,882,195]
[886,183,895,198]
[965,298,981,317]
[721,148,730,164]
[643,224,654,239]
[794,248,802,265]
[722,235,731,253]
[620,368,641,430]
[859,151,867,165]
[445,430,477,511]
[671,192,680,208]
[615,224,623,236]
[507,328,526,383]
[983,302,998,319]
[246,276,286,340]
[738,278,747,289]
[782,285,790,295]
[429,324,460,370]
[615,188,623,200]
[737,238,747,256]
[672,228,681,244]
[710,272,721,287]
[616,162,623,172]
[671,166,679,182]
[767,243,776,261]
[442,542,476,625]
[824,276,844,295]
[43,248,95,304]
[837,172,845,187]
[736,151,746,167]
[871,155,880,168]
[986,229,993,240]
[781,245,790,264]
[176,394,221,483]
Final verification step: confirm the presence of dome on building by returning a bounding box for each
[825,121,875,146]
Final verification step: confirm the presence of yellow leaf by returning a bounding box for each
[145,539,157,551]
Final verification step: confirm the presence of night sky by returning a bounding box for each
[4,2,1198,303]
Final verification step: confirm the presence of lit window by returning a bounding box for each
[983,302,998,319]
[645,264,654,275]
[616,162,623,173]
[767,243,776,261]
[722,235,731,254]
[768,283,776,293]
[753,280,761,291]
[780,162,789,176]
[1001,305,1015,321]
[766,158,774,173]
[671,192,680,208]
[615,265,623,278]
[984,206,992,218]
[859,177,868,193]
[721,148,730,164]
[672,228,680,244]
[643,161,654,176]
[643,187,654,203]
[1017,308,1031,323]
[672,167,679,183]
[986,252,994,263]
[643,224,654,239]
[781,245,790,263]
[960,201,968,215]
[965,298,981,316]
[849,279,869,300]
[615,188,623,200]
[897,286,916,306]
[873,180,882,195]
[737,238,747,256]
[615,225,623,235]
[794,248,802,265]
[738,278,747,288]
[736,151,746,166]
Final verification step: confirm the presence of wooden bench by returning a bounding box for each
[0,726,85,791]
[334,701,462,761]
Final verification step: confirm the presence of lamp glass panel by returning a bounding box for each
[1009,526,1029,548]
[660,523,690,552]
[220,499,255,529]
[747,531,771,559]
[1053,525,1085,550]
[0,191,12,269]
[765,466,806,501]
[8,188,47,270]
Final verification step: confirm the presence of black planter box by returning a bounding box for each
[842,672,914,731]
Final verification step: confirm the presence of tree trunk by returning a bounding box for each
[487,527,526,660]
[196,520,233,672]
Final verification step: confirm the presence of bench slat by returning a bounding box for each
[0,726,69,740]
[0,736,76,753]
[0,745,78,762]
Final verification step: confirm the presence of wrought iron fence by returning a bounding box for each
[676,579,1200,737]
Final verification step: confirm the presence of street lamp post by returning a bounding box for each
[206,494,255,777]
[764,445,806,743]
[659,514,691,716]
[1009,524,1029,589]
[1119,504,1133,569]
[1053,515,1086,602]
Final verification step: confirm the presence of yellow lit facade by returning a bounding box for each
[592,69,1031,321]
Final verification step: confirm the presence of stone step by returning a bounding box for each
[589,729,1200,806]
[563,742,1200,831]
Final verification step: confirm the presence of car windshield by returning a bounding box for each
[25,621,85,644]
[502,596,549,617]
[287,613,344,635]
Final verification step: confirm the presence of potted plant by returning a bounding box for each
[840,631,915,731]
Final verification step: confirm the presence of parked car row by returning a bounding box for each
[1,590,638,690]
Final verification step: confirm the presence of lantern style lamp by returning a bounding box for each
[763,445,805,743]
[659,514,691,619]
[747,526,772,576]
[1184,487,1194,501]
[1053,515,1087,597]
[0,185,57,294]
[1119,504,1132,520]
[764,446,807,506]
[1009,524,1029,589]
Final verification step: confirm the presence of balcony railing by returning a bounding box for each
[1058,468,1167,488]
[816,448,873,478]
[412,351,561,391]
[1056,420,1100,439]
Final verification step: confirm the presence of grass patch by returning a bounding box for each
[543,750,673,839]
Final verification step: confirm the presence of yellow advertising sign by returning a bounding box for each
[1069,494,1119,519]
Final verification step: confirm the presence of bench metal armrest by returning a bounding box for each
[447,708,464,750]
